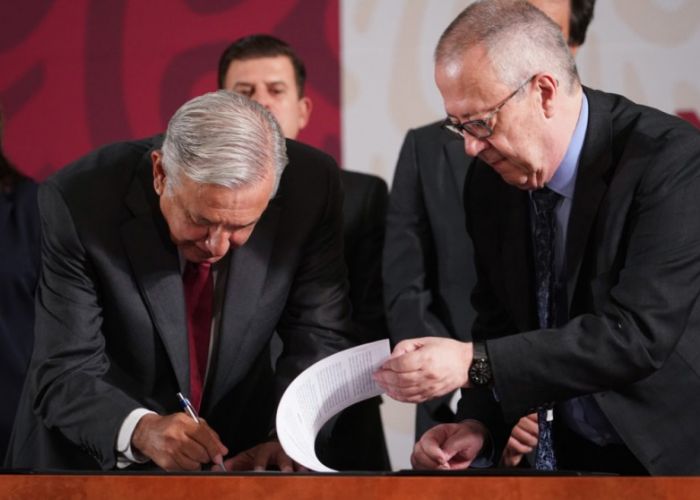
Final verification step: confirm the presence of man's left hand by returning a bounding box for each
[222,440,305,472]
[373,337,472,403]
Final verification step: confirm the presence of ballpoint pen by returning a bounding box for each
[176,392,226,472]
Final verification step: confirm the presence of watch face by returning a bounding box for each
[469,358,492,386]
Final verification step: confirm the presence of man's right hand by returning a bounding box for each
[411,420,487,470]
[131,413,228,471]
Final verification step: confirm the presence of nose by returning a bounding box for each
[251,90,272,110]
[463,134,489,157]
[204,226,231,258]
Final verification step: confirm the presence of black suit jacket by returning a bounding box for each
[383,122,478,433]
[341,170,389,344]
[315,170,390,471]
[461,87,700,474]
[6,136,354,470]
[0,178,40,462]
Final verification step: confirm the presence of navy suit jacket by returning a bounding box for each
[461,87,700,474]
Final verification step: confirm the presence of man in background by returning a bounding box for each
[383,0,595,468]
[218,35,390,471]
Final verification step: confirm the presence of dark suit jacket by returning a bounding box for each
[383,122,478,436]
[461,87,700,475]
[341,170,389,345]
[6,136,354,470]
[315,170,390,471]
[0,178,40,462]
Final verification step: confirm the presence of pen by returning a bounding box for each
[176,392,226,471]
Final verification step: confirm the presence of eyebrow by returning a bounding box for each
[233,80,287,88]
[194,214,260,231]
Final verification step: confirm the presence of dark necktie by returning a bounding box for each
[531,187,561,471]
[183,261,213,411]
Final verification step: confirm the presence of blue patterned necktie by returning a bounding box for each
[531,186,561,471]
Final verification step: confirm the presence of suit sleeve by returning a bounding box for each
[29,181,142,469]
[273,160,356,404]
[383,130,454,343]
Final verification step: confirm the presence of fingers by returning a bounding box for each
[228,442,298,472]
[500,445,524,468]
[373,367,424,389]
[500,414,540,468]
[374,338,470,403]
[412,440,449,470]
[252,442,295,472]
[378,351,424,374]
[390,339,424,358]
[131,413,229,471]
[189,418,228,466]
[250,442,285,471]
[273,447,295,473]
[411,430,450,470]
[227,450,255,471]
[411,423,483,471]
[508,414,538,451]
[441,420,486,461]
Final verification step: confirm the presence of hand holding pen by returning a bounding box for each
[177,392,227,471]
[130,401,228,472]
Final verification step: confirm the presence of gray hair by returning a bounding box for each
[435,0,580,93]
[160,90,287,196]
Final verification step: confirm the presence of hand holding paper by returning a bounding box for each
[373,337,472,403]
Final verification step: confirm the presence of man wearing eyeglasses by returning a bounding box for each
[376,0,700,475]
[384,0,595,469]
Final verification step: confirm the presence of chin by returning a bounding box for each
[180,247,211,264]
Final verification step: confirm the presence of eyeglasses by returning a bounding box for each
[442,75,535,140]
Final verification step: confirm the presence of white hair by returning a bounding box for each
[436,0,580,93]
[160,90,287,196]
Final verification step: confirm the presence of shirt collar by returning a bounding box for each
[546,93,588,200]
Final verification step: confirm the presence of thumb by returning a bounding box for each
[391,338,425,357]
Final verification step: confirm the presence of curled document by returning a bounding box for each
[276,339,391,472]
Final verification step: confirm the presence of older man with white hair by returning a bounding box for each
[7,91,355,472]
[375,0,700,475]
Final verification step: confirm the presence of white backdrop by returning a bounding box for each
[341,0,700,470]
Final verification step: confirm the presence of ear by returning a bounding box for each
[535,73,558,119]
[296,96,313,132]
[151,150,166,196]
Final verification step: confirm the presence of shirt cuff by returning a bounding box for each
[116,408,156,469]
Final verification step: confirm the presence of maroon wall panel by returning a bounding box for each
[0,0,340,179]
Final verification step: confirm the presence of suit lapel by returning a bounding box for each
[204,197,281,412]
[565,90,614,314]
[120,156,190,395]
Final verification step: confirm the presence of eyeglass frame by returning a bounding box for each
[442,75,536,140]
